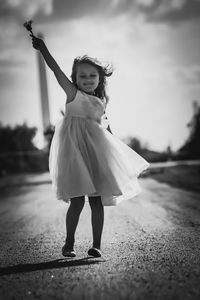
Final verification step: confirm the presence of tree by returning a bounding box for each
[128,137,142,154]
[179,101,200,159]
[0,123,48,174]
[0,122,38,153]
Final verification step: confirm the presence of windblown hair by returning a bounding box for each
[71,55,113,104]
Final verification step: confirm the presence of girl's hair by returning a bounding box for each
[71,55,113,104]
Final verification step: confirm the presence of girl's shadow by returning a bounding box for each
[0,257,105,276]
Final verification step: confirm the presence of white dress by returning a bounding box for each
[49,90,150,206]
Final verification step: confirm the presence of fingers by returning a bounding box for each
[31,36,40,49]
[29,34,44,50]
[30,35,41,49]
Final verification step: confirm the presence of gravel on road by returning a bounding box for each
[0,178,200,300]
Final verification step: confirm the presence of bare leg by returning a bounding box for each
[88,196,104,249]
[65,196,85,250]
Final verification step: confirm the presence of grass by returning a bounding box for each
[148,164,200,194]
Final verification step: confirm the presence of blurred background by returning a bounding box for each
[0,0,200,176]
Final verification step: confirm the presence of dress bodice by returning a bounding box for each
[65,90,106,123]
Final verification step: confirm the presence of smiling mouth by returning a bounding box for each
[84,84,94,88]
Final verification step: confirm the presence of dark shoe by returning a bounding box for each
[62,245,76,257]
[88,247,101,257]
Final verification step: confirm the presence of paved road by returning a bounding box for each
[0,178,200,300]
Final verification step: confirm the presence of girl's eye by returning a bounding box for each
[79,74,97,78]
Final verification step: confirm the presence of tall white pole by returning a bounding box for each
[36,33,50,133]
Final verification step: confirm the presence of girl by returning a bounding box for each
[30,34,150,258]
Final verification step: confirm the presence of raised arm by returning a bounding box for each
[31,35,77,103]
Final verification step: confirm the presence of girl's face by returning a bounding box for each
[75,63,100,94]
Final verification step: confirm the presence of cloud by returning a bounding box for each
[136,0,155,6]
[52,0,200,25]
[0,57,24,88]
[0,57,25,68]
[0,0,200,25]
[0,0,53,20]
[0,0,111,22]
[175,65,200,85]
[139,0,200,23]
[0,0,199,29]
[0,16,31,70]
[52,0,106,20]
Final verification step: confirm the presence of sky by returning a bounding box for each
[0,0,200,152]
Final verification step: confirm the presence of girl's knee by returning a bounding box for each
[70,196,85,210]
[89,196,103,209]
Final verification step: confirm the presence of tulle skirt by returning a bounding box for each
[49,116,150,206]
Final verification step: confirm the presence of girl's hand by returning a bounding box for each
[30,34,45,51]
